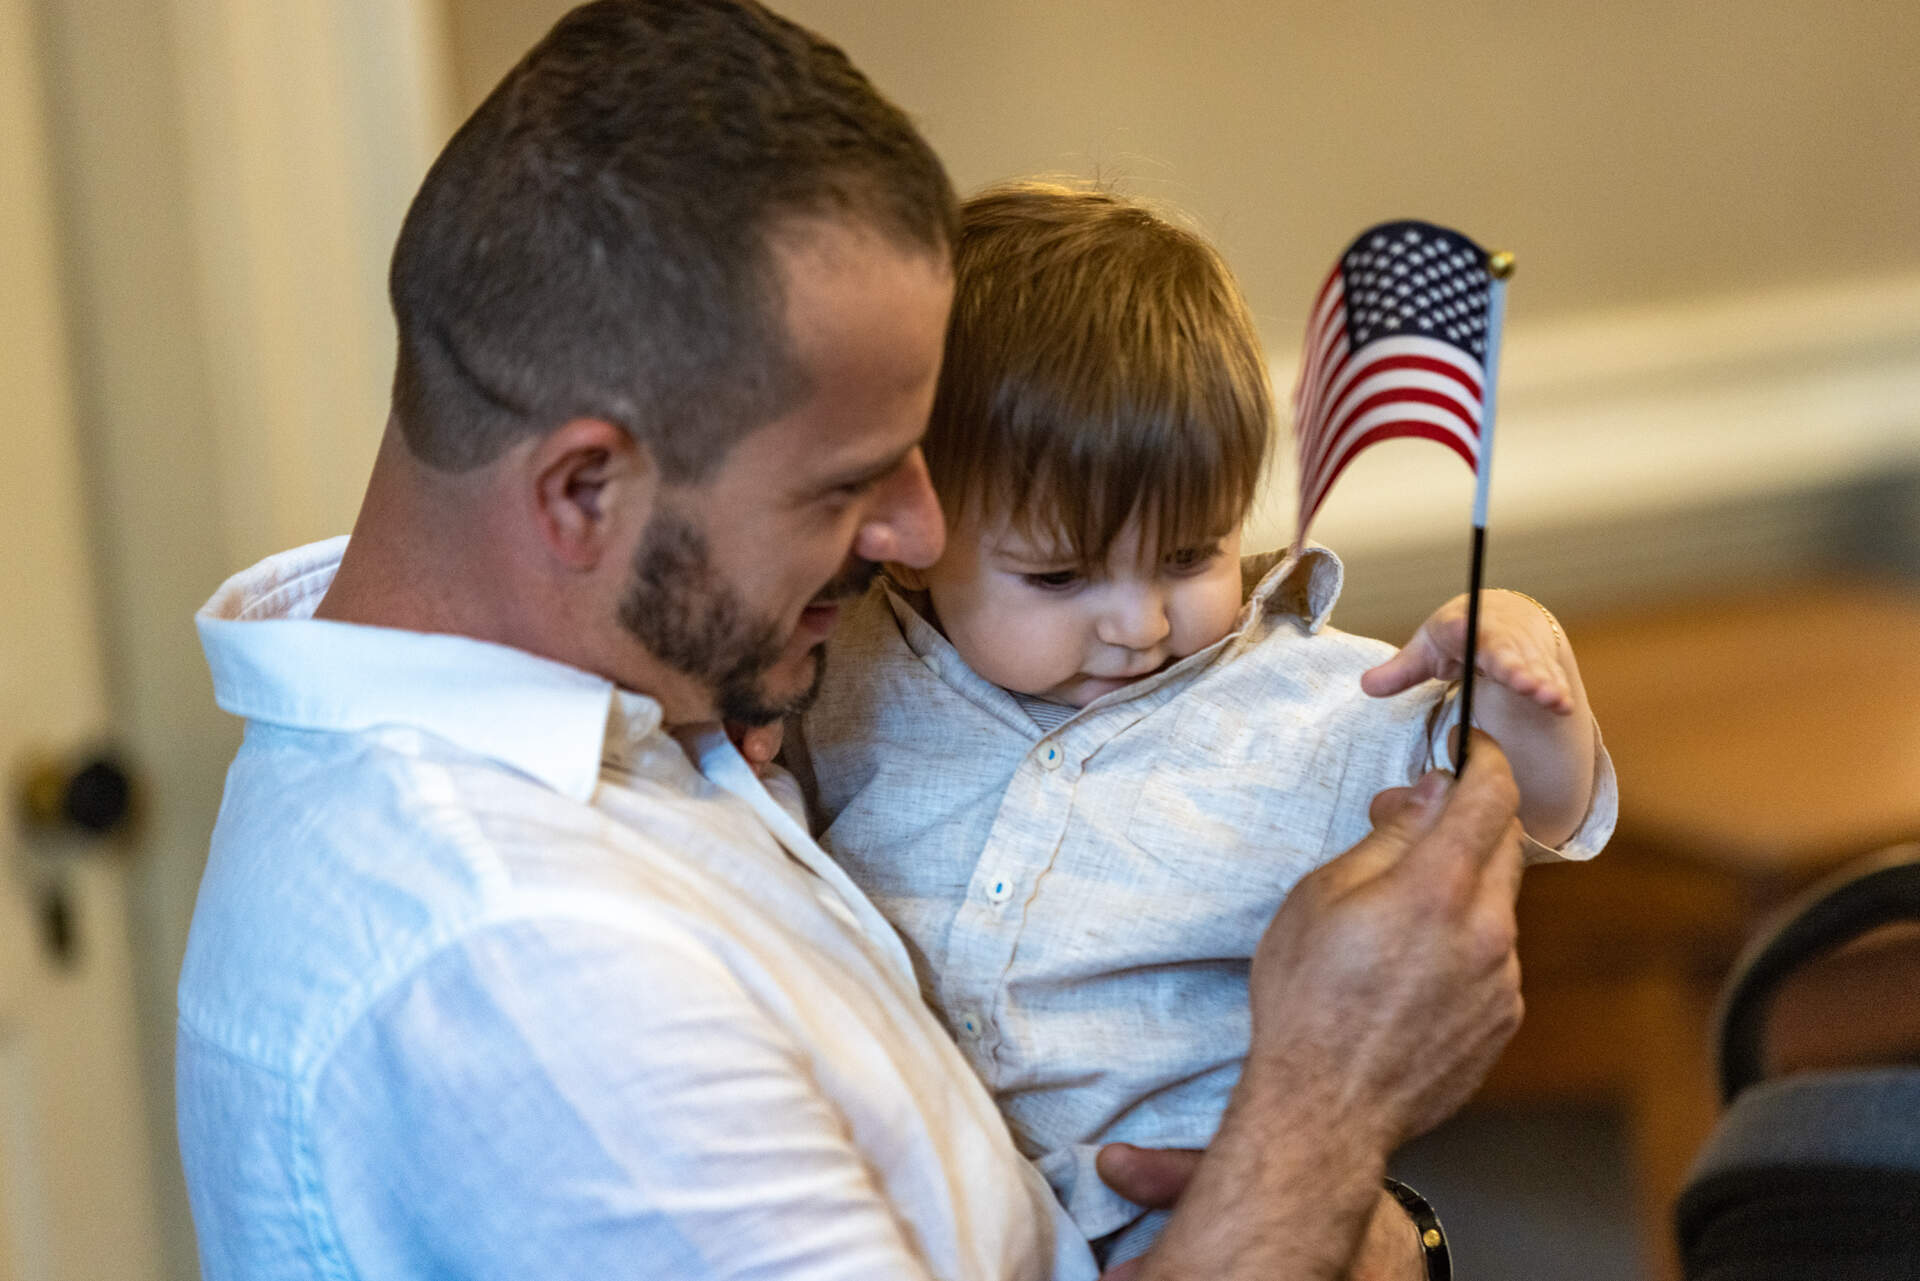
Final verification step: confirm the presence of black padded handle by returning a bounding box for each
[1715,844,1920,1102]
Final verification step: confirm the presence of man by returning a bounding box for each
[183,3,1526,1278]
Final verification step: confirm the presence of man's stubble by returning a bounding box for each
[616,506,875,726]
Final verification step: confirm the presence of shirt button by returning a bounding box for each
[985,876,1012,904]
[957,1009,983,1037]
[1037,743,1063,770]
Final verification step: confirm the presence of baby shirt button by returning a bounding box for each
[958,1009,983,1036]
[1037,743,1063,770]
[985,876,1012,903]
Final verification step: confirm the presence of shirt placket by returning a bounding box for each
[938,730,1082,1086]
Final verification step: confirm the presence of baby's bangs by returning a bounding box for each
[994,403,1263,571]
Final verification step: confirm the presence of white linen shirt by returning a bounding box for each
[791,546,1617,1247]
[180,537,1094,1281]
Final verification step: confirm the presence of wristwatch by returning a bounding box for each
[1382,1177,1453,1281]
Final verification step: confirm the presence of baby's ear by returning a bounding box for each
[885,562,929,591]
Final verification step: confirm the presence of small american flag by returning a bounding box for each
[1292,219,1493,547]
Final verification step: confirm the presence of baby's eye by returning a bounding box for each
[1022,569,1083,592]
[1164,543,1222,575]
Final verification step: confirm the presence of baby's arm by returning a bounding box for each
[1358,590,1596,847]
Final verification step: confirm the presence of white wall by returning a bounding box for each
[445,1,1920,329]
[443,1,1920,618]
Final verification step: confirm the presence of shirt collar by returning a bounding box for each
[1240,543,1345,634]
[195,537,657,801]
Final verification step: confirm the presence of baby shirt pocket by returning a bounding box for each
[1119,695,1342,919]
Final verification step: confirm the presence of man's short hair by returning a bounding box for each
[925,181,1273,568]
[389,0,957,480]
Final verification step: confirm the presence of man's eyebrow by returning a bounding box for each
[810,445,917,495]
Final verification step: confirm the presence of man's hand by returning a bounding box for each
[1095,1147,1423,1281]
[1126,736,1525,1280]
[1246,744,1525,1147]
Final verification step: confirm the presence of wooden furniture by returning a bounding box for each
[1475,578,1920,1280]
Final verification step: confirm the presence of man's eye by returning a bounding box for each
[831,477,881,501]
[1022,570,1082,592]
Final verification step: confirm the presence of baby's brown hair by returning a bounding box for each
[924,181,1272,568]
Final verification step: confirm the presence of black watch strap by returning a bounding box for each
[1382,1177,1453,1281]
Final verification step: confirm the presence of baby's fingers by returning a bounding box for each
[1474,633,1574,713]
[1361,636,1440,698]
[726,719,786,775]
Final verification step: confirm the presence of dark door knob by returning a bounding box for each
[16,751,137,837]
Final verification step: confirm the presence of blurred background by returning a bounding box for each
[3,2,1916,1279]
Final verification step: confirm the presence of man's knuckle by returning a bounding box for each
[1488,992,1523,1046]
[1470,907,1517,962]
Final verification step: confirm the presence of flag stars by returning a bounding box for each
[1337,222,1495,351]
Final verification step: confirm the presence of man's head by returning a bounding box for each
[390,0,955,481]
[375,0,955,722]
[900,182,1273,706]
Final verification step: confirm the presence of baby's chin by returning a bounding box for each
[1037,658,1182,709]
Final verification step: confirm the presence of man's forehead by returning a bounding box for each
[771,220,952,341]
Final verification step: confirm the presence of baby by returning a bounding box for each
[785,182,1617,1263]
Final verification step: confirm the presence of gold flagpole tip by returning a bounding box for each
[1488,250,1516,280]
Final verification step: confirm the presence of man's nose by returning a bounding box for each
[852,449,946,569]
[1096,585,1171,651]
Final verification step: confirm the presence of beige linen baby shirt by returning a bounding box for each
[789,546,1617,1251]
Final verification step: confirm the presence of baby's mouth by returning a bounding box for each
[1092,655,1178,685]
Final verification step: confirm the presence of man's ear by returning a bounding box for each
[528,418,654,571]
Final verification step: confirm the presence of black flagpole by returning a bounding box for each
[1455,526,1487,773]
[1455,249,1513,776]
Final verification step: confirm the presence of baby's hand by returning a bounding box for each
[726,719,786,777]
[1360,591,1574,715]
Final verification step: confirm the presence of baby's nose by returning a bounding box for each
[1097,589,1172,650]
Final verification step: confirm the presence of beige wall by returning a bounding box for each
[442,0,1920,342]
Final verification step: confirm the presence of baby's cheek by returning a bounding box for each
[956,606,1079,694]
[1172,585,1243,657]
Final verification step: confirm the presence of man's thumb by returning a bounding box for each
[1316,772,1455,893]
[1368,770,1451,849]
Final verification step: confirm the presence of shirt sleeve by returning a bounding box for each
[1538,718,1619,863]
[307,915,941,1281]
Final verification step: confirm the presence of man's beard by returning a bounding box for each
[616,507,876,726]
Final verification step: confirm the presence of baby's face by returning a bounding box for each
[919,511,1243,708]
